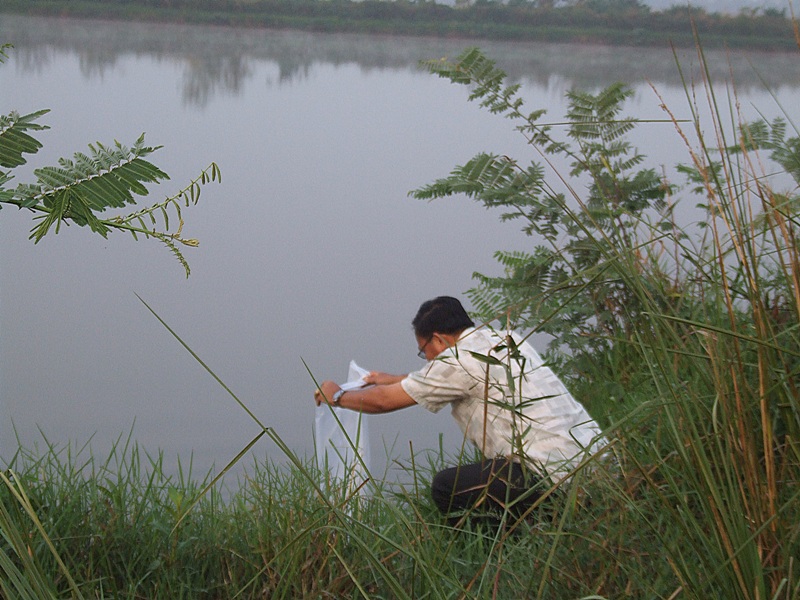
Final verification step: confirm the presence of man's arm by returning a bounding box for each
[315,380,416,414]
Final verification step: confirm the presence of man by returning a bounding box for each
[314,296,605,524]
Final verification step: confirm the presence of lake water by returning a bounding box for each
[1,14,798,482]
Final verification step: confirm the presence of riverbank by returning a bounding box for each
[0,0,796,50]
[0,431,690,598]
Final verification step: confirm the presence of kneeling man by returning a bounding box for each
[314,296,606,524]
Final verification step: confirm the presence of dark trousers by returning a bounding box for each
[431,458,546,525]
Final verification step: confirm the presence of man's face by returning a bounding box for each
[416,333,448,361]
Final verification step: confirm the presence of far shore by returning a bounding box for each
[0,0,797,51]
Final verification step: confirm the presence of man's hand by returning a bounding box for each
[314,381,341,406]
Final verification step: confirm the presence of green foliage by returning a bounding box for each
[15,135,170,240]
[415,46,800,598]
[0,430,684,599]
[736,116,800,185]
[0,109,48,170]
[0,50,220,277]
[415,48,671,365]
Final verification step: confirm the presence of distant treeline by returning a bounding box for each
[0,0,795,49]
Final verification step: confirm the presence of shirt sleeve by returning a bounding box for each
[400,354,474,413]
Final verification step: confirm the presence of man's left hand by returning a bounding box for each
[314,381,341,406]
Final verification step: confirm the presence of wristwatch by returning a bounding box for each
[332,389,345,404]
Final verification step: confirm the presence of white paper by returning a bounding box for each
[314,360,371,495]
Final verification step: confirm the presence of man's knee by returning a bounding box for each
[430,466,458,514]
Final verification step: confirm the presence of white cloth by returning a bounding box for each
[401,327,605,482]
[315,360,370,488]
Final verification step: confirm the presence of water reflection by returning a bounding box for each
[2,13,798,107]
[182,54,253,105]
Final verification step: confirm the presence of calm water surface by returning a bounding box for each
[1,14,798,481]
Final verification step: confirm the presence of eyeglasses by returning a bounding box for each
[417,337,432,360]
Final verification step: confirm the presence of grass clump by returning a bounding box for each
[2,435,700,598]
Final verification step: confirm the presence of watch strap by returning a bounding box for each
[332,389,345,404]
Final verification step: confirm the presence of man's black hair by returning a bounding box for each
[412,296,475,339]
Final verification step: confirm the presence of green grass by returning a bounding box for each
[1,430,691,599]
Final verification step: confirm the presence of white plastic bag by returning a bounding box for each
[314,360,371,494]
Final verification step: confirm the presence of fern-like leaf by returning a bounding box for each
[16,135,168,241]
[735,117,800,185]
[22,135,167,211]
[412,153,545,207]
[0,110,49,169]
[107,162,221,277]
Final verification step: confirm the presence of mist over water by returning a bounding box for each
[1,14,798,481]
